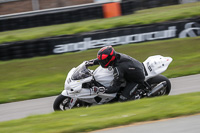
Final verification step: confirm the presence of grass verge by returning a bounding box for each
[0,36,200,103]
[0,92,200,133]
[0,2,200,44]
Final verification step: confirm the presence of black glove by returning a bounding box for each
[91,86,106,94]
[85,60,95,67]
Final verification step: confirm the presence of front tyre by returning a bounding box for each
[53,95,71,111]
[147,75,171,96]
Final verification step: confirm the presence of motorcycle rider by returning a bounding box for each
[86,46,145,101]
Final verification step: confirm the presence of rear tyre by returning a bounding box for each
[147,75,171,96]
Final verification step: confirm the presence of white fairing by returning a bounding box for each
[64,63,93,94]
[63,62,116,104]
[143,55,173,80]
[93,66,114,87]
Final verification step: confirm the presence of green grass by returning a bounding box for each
[0,3,199,132]
[0,36,200,103]
[0,2,200,44]
[0,92,200,133]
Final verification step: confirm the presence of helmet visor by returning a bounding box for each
[99,56,115,68]
[99,58,109,68]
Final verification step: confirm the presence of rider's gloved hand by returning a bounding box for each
[91,86,106,94]
[85,60,95,67]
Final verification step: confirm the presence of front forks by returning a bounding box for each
[69,98,77,109]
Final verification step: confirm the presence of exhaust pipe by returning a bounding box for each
[148,81,167,97]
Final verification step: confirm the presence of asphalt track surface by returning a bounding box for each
[0,74,200,122]
[92,114,200,133]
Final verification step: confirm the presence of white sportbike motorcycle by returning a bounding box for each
[53,55,173,111]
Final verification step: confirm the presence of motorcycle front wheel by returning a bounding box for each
[53,95,86,111]
[53,95,72,111]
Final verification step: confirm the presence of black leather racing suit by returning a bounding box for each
[92,53,145,101]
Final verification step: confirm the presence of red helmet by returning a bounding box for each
[97,46,116,68]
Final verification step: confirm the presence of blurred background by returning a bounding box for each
[0,0,199,15]
[0,1,200,132]
[0,0,200,103]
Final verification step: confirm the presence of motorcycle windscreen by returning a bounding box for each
[71,65,92,80]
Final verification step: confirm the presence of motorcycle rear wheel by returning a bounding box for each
[147,75,171,96]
